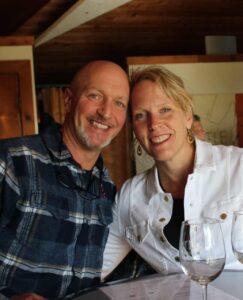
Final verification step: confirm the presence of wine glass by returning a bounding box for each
[231,210,243,263]
[179,218,226,300]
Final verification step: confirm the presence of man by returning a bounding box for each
[192,114,207,141]
[0,61,129,299]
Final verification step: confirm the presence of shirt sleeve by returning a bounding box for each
[101,192,131,280]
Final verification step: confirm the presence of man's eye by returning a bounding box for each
[115,100,127,109]
[87,93,102,101]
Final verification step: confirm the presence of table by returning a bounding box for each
[70,271,243,300]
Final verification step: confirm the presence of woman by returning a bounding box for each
[102,66,243,280]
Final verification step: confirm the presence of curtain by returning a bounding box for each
[38,87,134,190]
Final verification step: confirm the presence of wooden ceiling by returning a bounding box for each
[1,0,243,85]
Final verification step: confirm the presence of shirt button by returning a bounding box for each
[159,217,166,222]
[137,235,142,242]
[220,213,227,220]
[189,203,193,207]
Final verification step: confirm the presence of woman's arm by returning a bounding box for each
[101,193,132,280]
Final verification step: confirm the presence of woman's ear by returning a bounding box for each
[185,110,193,129]
[64,87,72,113]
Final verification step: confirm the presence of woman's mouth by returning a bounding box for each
[150,134,171,144]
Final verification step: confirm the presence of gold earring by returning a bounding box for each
[137,144,143,156]
[187,128,195,144]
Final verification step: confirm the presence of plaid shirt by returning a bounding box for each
[0,120,115,299]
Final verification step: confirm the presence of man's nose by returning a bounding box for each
[97,100,112,119]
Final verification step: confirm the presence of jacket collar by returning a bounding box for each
[144,166,165,201]
[194,138,216,171]
[144,139,216,201]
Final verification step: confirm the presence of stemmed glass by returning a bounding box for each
[179,218,226,300]
[231,210,243,263]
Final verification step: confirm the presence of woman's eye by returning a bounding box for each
[160,107,171,113]
[115,100,127,109]
[134,113,146,121]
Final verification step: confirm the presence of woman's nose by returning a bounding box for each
[148,115,160,131]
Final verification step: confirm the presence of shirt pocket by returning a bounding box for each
[125,220,149,243]
[203,196,242,223]
[13,190,72,257]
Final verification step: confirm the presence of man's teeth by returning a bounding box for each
[150,134,170,144]
[93,120,108,129]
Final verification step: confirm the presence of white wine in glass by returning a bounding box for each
[179,218,226,300]
[231,210,243,263]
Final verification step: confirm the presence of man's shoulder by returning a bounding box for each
[0,134,42,153]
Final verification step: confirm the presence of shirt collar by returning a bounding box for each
[40,116,104,173]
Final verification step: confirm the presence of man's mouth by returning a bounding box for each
[92,120,110,130]
[150,134,171,144]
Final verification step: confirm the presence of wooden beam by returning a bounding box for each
[35,0,132,47]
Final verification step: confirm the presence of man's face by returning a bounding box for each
[66,63,129,151]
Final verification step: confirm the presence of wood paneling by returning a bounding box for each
[235,94,243,147]
[1,0,243,83]
[0,0,51,35]
[0,61,36,138]
[0,36,34,46]
[0,74,22,139]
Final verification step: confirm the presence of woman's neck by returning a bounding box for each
[157,143,195,198]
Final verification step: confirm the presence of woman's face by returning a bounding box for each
[131,80,193,163]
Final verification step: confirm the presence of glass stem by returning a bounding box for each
[201,284,207,300]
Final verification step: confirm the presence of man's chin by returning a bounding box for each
[83,138,112,151]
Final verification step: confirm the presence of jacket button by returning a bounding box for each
[137,235,142,242]
[220,213,227,220]
[174,256,180,262]
[159,217,166,222]
[160,236,166,243]
[164,195,169,202]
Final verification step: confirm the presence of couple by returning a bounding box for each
[0,61,243,299]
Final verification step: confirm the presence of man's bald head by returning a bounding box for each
[70,60,129,97]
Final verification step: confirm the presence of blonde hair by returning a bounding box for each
[130,66,194,114]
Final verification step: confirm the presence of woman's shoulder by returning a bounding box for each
[120,167,155,192]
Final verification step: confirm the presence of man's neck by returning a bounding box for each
[62,127,100,170]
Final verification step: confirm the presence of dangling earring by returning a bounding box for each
[187,128,195,144]
[137,144,143,156]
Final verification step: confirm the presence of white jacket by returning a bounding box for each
[102,139,243,279]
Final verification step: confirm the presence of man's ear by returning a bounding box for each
[64,88,72,113]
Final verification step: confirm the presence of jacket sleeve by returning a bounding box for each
[101,185,132,280]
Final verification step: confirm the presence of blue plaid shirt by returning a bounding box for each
[0,120,115,299]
